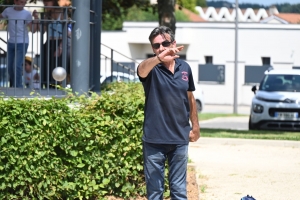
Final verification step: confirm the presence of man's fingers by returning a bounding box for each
[176,45,184,51]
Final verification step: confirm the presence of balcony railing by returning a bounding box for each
[0,4,139,97]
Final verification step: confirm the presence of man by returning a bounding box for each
[137,26,200,200]
[0,0,39,88]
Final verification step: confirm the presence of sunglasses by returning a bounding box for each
[151,40,173,49]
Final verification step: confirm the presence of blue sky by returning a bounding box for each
[223,0,299,6]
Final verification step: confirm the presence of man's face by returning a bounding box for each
[43,0,54,14]
[151,34,176,55]
[14,0,26,10]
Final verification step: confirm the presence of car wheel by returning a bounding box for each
[196,100,202,112]
[248,117,256,130]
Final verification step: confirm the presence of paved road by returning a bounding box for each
[200,116,249,130]
[200,104,251,130]
[202,104,251,115]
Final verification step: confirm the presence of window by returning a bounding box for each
[198,64,225,83]
[262,57,271,65]
[244,65,270,84]
[205,56,213,64]
[147,54,186,60]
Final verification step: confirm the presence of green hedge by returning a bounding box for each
[0,82,146,199]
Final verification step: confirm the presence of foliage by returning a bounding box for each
[124,5,190,22]
[0,82,158,199]
[177,0,198,13]
[196,0,207,7]
[0,0,14,13]
[277,3,300,14]
[175,10,191,22]
[125,5,158,22]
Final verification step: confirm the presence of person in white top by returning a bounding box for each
[0,0,39,88]
[24,56,40,89]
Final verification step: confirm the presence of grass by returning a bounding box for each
[198,113,300,141]
[198,113,247,121]
[201,128,300,141]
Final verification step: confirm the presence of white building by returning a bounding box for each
[101,21,300,106]
[1,5,300,106]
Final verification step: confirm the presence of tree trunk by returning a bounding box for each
[157,0,176,34]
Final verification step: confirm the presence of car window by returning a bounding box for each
[102,76,118,84]
[260,74,300,92]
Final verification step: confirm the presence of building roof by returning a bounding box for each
[201,7,262,15]
[275,13,300,24]
[196,6,269,22]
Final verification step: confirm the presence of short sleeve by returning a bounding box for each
[1,8,8,18]
[25,12,32,24]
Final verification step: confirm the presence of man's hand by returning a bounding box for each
[158,45,184,62]
[189,129,200,142]
[32,10,39,19]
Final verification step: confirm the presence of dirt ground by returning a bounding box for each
[106,165,199,200]
[189,138,300,200]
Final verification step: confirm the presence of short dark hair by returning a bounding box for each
[148,26,175,44]
[43,0,59,7]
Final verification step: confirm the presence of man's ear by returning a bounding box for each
[173,40,177,46]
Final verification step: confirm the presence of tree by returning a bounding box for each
[0,0,14,13]
[157,0,176,34]
[0,0,193,33]
[196,0,207,7]
[178,0,198,13]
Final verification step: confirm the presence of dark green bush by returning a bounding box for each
[0,82,146,199]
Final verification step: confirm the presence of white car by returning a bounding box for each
[100,71,136,85]
[249,68,300,131]
[193,85,205,112]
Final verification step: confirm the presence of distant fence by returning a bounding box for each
[0,4,139,97]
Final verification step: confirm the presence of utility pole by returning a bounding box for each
[91,0,102,93]
[233,0,239,114]
[71,0,90,95]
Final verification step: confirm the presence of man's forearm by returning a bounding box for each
[188,92,200,130]
[138,56,161,78]
[190,98,199,130]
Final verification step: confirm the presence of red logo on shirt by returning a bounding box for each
[182,71,188,81]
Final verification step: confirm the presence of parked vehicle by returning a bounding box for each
[0,64,8,87]
[194,85,205,112]
[249,68,300,131]
[100,71,136,85]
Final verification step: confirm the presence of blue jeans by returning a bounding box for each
[143,142,188,200]
[7,42,28,88]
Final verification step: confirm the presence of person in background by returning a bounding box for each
[137,26,200,199]
[0,0,39,88]
[40,0,71,88]
[24,56,40,89]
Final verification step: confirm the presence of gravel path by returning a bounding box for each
[188,138,300,200]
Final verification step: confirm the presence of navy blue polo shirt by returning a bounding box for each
[137,59,195,144]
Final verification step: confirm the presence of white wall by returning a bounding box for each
[1,21,300,105]
[108,22,300,106]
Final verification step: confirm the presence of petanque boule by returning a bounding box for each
[52,67,67,82]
